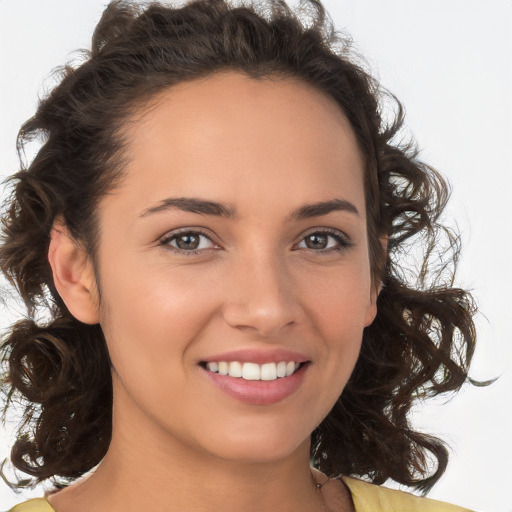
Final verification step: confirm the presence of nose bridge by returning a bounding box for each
[221,245,301,336]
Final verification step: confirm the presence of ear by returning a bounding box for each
[365,235,388,326]
[373,234,389,297]
[48,218,100,324]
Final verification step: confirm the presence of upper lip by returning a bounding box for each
[200,348,310,365]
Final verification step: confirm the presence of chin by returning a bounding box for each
[191,420,312,465]
[210,440,308,465]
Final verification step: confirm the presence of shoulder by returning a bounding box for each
[341,477,474,512]
[7,498,55,512]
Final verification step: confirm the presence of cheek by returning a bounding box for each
[98,261,220,380]
[301,263,373,399]
[303,264,373,339]
[97,263,225,435]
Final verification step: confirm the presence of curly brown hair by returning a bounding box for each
[1,0,476,494]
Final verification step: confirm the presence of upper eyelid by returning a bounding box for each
[159,227,217,243]
[159,230,219,255]
[297,227,352,243]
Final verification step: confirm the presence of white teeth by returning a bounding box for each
[206,362,218,372]
[260,363,277,381]
[228,361,242,378]
[286,361,296,377]
[242,362,260,380]
[205,360,302,380]
[218,361,229,375]
[276,361,287,378]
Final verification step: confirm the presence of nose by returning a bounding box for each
[221,252,304,338]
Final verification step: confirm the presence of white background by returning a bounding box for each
[0,1,511,511]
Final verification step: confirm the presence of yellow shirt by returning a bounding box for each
[7,477,473,511]
[342,477,473,511]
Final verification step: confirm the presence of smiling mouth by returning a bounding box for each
[200,361,305,381]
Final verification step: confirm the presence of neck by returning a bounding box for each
[94,435,321,512]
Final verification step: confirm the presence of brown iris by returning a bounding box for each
[304,233,329,249]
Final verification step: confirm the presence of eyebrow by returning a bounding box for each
[140,197,237,218]
[139,197,359,220]
[287,198,359,221]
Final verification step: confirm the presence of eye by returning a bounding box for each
[160,230,217,254]
[296,229,352,252]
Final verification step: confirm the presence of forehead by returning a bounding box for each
[112,71,366,218]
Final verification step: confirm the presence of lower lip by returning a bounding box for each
[201,363,309,405]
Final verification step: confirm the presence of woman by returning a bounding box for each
[1,0,477,510]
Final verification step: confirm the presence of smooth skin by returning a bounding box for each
[47,71,379,512]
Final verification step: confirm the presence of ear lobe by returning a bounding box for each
[48,220,100,324]
[364,297,378,327]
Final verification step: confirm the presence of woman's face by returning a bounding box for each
[93,71,377,463]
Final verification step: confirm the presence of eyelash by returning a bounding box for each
[159,229,218,256]
[159,228,353,256]
[297,228,354,254]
